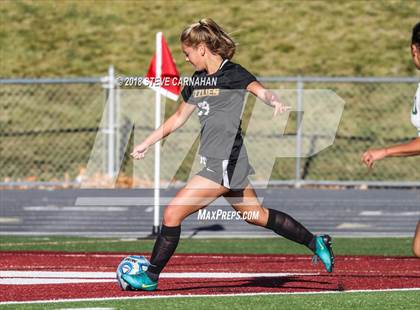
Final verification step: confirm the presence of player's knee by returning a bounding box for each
[163,206,183,226]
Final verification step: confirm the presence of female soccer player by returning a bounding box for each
[362,22,420,258]
[126,18,334,290]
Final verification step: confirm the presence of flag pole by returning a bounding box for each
[153,32,162,235]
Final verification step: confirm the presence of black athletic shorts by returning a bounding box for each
[197,155,255,190]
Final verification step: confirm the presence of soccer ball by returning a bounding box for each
[116,255,151,290]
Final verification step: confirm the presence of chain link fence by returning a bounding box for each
[259,77,420,186]
[0,77,106,186]
[1,71,419,188]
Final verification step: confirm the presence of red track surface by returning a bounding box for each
[1,251,420,302]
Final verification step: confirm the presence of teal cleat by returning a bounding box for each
[122,273,158,291]
[312,235,334,273]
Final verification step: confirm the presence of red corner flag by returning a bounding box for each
[144,33,180,101]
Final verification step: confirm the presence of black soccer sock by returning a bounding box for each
[146,224,181,281]
[265,208,316,251]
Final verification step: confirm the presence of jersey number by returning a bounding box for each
[197,101,210,116]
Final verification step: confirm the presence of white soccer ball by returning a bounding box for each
[116,255,150,290]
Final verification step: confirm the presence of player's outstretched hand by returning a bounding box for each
[272,100,291,117]
[361,148,387,169]
[131,143,149,160]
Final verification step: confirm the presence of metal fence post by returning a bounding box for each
[115,74,121,176]
[295,77,304,187]
[107,65,116,179]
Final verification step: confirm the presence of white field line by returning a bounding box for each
[4,268,416,276]
[23,206,128,212]
[75,197,235,206]
[0,271,319,285]
[0,217,21,224]
[359,211,420,216]
[75,197,420,206]
[1,288,420,305]
[336,223,371,229]
[0,271,115,278]
[0,279,112,285]
[0,271,318,278]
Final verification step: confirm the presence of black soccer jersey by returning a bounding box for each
[181,60,257,160]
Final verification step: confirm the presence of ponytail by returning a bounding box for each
[412,22,420,47]
[180,18,236,59]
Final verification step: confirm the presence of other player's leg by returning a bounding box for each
[413,220,420,258]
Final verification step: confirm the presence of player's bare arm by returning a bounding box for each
[247,81,291,116]
[361,135,420,169]
[131,101,196,159]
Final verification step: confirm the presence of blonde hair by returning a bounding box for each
[180,18,236,59]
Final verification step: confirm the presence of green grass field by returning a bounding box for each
[2,291,420,310]
[1,0,419,77]
[0,236,415,256]
[0,236,418,309]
